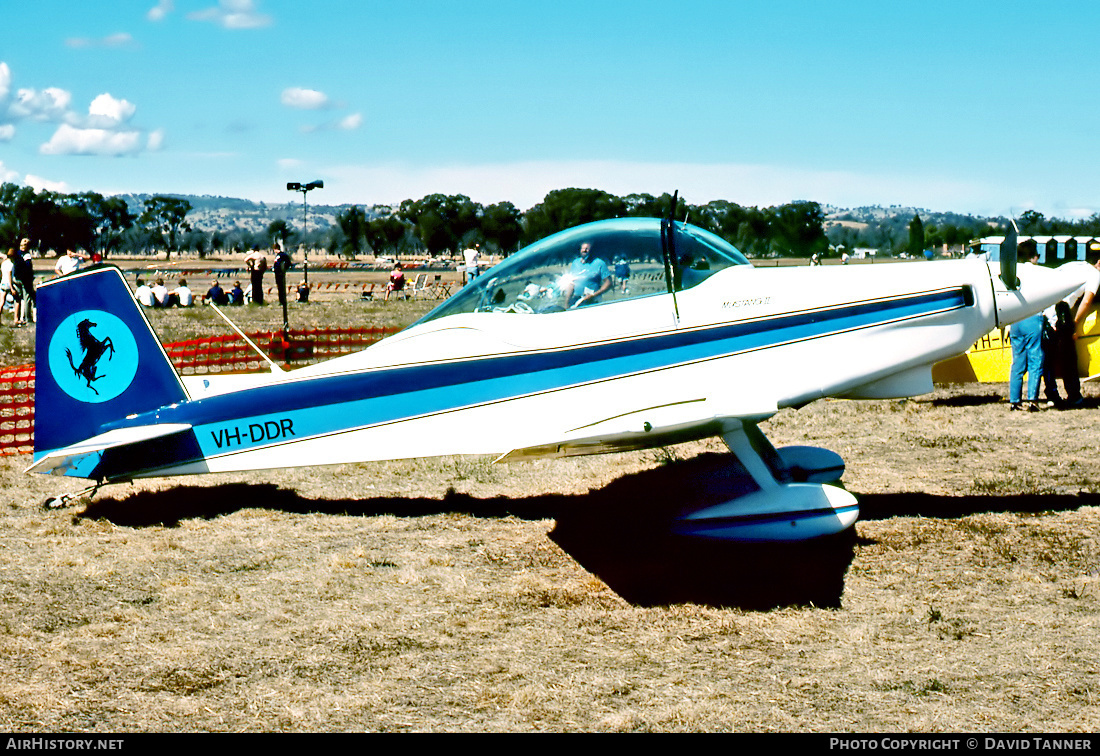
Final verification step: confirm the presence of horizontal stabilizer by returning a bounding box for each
[27,423,193,477]
[496,396,777,462]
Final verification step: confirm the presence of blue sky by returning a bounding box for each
[2,0,1100,218]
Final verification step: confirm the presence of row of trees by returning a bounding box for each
[0,184,194,259]
[0,181,904,262]
[324,189,831,261]
[829,207,1100,259]
[1015,209,1100,238]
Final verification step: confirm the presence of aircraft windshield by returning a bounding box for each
[416,218,749,324]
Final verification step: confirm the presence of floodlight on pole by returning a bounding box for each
[287,180,323,283]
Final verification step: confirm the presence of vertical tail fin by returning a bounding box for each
[34,266,188,458]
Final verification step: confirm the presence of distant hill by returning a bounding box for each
[117,194,355,235]
[116,194,1003,237]
[823,204,1001,228]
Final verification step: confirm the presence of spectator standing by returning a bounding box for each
[15,239,35,323]
[1047,253,1100,409]
[244,247,268,304]
[614,255,631,294]
[0,248,23,326]
[272,244,293,332]
[1009,245,1044,411]
[54,249,84,277]
[462,244,481,284]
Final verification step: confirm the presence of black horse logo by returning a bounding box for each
[65,318,115,395]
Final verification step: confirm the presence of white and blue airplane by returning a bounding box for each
[30,217,1079,540]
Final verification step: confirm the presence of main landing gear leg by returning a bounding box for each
[672,420,860,542]
[43,481,103,510]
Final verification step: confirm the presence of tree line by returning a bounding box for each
[1015,209,1100,238]
[0,184,193,259]
[5,181,1029,261]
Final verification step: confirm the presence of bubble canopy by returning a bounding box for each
[415,218,750,325]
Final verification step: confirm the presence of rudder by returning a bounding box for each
[34,266,188,459]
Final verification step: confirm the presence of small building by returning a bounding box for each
[967,235,1100,265]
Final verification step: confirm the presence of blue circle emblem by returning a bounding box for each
[47,310,139,403]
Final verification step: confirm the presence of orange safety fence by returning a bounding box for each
[0,325,399,456]
[0,365,34,456]
[165,325,398,374]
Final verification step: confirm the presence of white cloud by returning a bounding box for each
[188,0,272,30]
[147,0,174,22]
[40,124,145,156]
[0,64,162,161]
[298,112,362,134]
[0,161,18,183]
[66,33,136,49]
[10,87,72,122]
[87,93,137,128]
[338,113,363,130]
[281,87,329,110]
[278,158,304,169]
[25,174,71,193]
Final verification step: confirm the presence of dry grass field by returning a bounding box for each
[1,264,1098,732]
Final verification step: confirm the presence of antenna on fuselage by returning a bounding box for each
[209,303,285,374]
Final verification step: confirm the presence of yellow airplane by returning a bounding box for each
[933,307,1100,383]
[934,232,1100,384]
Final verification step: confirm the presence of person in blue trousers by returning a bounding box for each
[1010,244,1044,411]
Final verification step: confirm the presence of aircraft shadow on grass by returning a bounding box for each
[76,454,855,609]
[929,393,1099,409]
[77,456,1098,610]
[857,491,1100,520]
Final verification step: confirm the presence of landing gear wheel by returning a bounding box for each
[43,494,73,510]
[42,483,102,510]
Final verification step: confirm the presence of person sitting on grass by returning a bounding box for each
[204,279,228,306]
[228,281,245,306]
[171,278,193,307]
[151,278,169,307]
[134,278,155,308]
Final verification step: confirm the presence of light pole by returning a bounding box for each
[287,180,323,284]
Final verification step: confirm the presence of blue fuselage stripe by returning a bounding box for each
[106,288,968,460]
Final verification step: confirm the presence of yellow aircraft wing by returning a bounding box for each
[933,311,1100,384]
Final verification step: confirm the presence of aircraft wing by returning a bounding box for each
[495,395,778,462]
[26,424,194,477]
